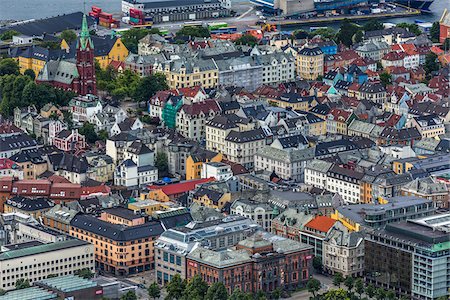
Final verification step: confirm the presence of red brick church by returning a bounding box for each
[37,14,97,95]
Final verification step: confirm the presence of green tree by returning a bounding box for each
[363,20,384,32]
[121,28,152,53]
[443,38,450,51]
[255,290,267,300]
[343,276,354,293]
[352,30,364,44]
[333,273,344,288]
[183,274,208,300]
[271,288,281,300]
[148,282,161,300]
[396,23,422,36]
[15,278,30,289]
[121,290,137,300]
[365,283,375,298]
[292,29,309,39]
[60,29,77,44]
[176,26,210,39]
[98,129,109,141]
[354,278,364,297]
[78,122,98,144]
[312,256,322,272]
[430,22,440,42]
[234,34,258,47]
[205,282,228,300]
[155,152,169,176]
[75,268,94,279]
[166,274,186,300]
[228,289,253,300]
[307,278,321,299]
[380,72,392,87]
[309,27,336,40]
[0,30,20,41]
[0,58,20,75]
[424,52,440,76]
[323,289,348,300]
[24,69,36,80]
[134,73,168,102]
[336,19,360,47]
[375,288,386,300]
[386,290,396,300]
[0,289,5,296]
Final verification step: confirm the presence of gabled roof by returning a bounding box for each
[149,178,215,196]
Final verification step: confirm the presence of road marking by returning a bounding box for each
[238,7,254,20]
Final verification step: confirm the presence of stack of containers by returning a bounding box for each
[99,12,113,27]
[129,8,144,25]
[88,6,102,22]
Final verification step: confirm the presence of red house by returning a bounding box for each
[53,129,87,152]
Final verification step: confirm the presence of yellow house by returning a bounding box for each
[128,199,175,216]
[9,151,48,180]
[296,46,324,80]
[12,45,62,76]
[186,152,223,180]
[62,35,129,69]
[40,103,63,119]
[156,58,219,89]
[331,209,361,232]
[270,95,318,112]
[192,187,232,210]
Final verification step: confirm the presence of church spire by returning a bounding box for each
[79,14,94,50]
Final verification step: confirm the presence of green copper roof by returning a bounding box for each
[78,14,94,50]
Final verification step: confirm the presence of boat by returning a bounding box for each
[394,0,434,12]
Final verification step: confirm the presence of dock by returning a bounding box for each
[268,7,421,28]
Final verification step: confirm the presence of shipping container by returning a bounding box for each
[92,6,102,13]
[99,12,113,20]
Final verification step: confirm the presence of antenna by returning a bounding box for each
[83,0,86,14]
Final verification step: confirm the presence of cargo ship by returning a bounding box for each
[394,0,434,12]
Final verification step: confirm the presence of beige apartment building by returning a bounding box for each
[0,239,94,290]
[296,46,324,80]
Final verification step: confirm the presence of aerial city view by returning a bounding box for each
[0,0,448,299]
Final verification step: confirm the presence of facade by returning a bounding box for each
[326,165,364,204]
[122,0,231,24]
[52,129,87,152]
[201,162,233,181]
[154,216,258,283]
[186,234,313,294]
[410,114,445,139]
[215,56,263,92]
[296,46,324,80]
[365,214,450,300]
[401,177,449,208]
[156,57,219,89]
[254,146,315,182]
[70,214,164,276]
[322,221,364,277]
[69,94,102,125]
[0,239,94,291]
[230,199,273,231]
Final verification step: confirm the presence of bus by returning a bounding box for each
[207,22,228,31]
[210,26,237,34]
[183,21,203,27]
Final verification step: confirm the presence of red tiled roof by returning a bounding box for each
[340,96,359,108]
[109,60,125,70]
[329,108,351,121]
[385,114,402,127]
[48,174,71,184]
[149,178,215,196]
[304,216,336,233]
[348,82,360,91]
[177,86,204,98]
[0,123,22,135]
[0,158,18,170]
[382,51,406,61]
[181,100,220,116]
[81,185,111,197]
[222,159,249,175]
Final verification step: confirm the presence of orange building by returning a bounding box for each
[70,214,164,276]
[142,178,215,202]
[100,207,146,226]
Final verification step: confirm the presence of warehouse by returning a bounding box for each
[122,0,231,23]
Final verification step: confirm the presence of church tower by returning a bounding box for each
[76,14,97,95]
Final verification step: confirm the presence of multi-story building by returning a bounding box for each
[70,214,164,276]
[156,57,219,89]
[154,216,258,283]
[355,41,390,61]
[69,94,102,125]
[356,81,387,104]
[176,100,221,141]
[0,239,94,291]
[254,146,315,182]
[201,162,233,181]
[225,128,269,170]
[296,46,324,80]
[9,149,48,180]
[186,233,313,294]
[186,150,222,181]
[121,0,231,24]
[0,134,38,159]
[257,51,296,85]
[331,197,437,231]
[365,214,450,300]
[52,129,87,152]
[326,165,364,204]
[215,56,263,92]
[4,196,54,219]
[304,159,333,190]
[401,177,449,208]
[299,216,336,259]
[322,221,364,277]
[230,199,273,231]
[410,114,445,139]
[42,204,79,234]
